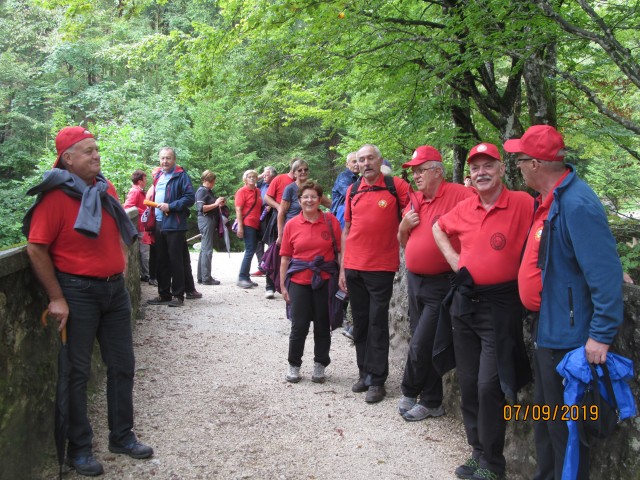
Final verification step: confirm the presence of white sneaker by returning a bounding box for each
[265,290,275,299]
[286,365,301,383]
[311,362,326,384]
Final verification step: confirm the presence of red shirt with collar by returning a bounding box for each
[437,186,534,285]
[28,185,125,277]
[518,169,570,311]
[404,181,475,275]
[235,186,262,229]
[266,174,294,204]
[344,175,412,272]
[280,212,342,285]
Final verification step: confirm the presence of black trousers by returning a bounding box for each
[155,222,188,299]
[401,272,451,406]
[287,281,331,367]
[452,295,506,474]
[345,269,395,386]
[533,346,590,480]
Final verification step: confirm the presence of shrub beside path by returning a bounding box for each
[41,252,467,479]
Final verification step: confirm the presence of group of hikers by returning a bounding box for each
[24,125,627,479]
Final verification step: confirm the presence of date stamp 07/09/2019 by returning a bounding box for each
[504,404,599,422]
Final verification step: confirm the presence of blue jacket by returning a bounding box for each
[153,166,195,232]
[556,347,636,480]
[537,164,623,349]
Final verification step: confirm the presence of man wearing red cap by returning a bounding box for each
[24,126,153,476]
[433,143,533,480]
[338,144,411,403]
[506,125,623,479]
[396,145,473,421]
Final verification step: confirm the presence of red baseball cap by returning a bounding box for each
[503,125,566,162]
[402,145,442,168]
[467,143,501,163]
[53,126,95,168]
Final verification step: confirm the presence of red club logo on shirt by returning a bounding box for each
[490,232,506,250]
[534,225,543,241]
[321,231,330,241]
[378,200,388,208]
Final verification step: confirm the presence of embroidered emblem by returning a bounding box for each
[534,225,543,241]
[378,200,388,208]
[477,144,488,152]
[321,231,330,241]
[490,232,506,251]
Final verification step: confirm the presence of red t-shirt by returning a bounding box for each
[28,187,126,277]
[518,170,570,311]
[280,212,342,285]
[437,187,534,285]
[404,182,475,275]
[235,186,262,229]
[343,175,412,272]
[123,185,145,232]
[266,174,294,204]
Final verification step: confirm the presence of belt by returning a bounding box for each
[58,272,124,282]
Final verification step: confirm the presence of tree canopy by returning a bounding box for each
[1,0,639,262]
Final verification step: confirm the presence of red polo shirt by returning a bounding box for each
[404,181,475,275]
[28,186,126,277]
[343,175,411,272]
[280,212,342,285]
[518,169,570,311]
[235,186,262,229]
[266,174,294,203]
[437,186,534,285]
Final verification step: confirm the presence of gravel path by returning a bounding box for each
[40,252,467,479]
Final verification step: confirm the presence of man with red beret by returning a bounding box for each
[506,125,623,479]
[396,145,474,421]
[24,126,153,476]
[433,143,533,480]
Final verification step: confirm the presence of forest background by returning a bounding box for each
[1,0,639,273]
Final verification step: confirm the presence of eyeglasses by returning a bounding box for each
[300,195,319,201]
[412,166,438,175]
[516,157,536,165]
[297,168,309,173]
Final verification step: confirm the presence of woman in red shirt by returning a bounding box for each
[279,181,342,384]
[235,170,262,288]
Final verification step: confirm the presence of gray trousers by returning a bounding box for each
[197,215,217,283]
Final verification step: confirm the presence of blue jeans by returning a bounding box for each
[57,272,136,456]
[238,226,257,281]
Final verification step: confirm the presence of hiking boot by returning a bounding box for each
[237,280,255,289]
[286,364,301,383]
[148,278,158,286]
[365,385,386,403]
[250,280,259,287]
[470,468,505,480]
[455,457,480,479]
[351,378,368,393]
[109,440,154,459]
[265,289,275,299]
[167,297,184,307]
[403,403,445,422]
[202,279,221,285]
[66,455,104,476]
[186,290,202,299]
[397,395,417,416]
[311,362,326,383]
[146,296,172,305]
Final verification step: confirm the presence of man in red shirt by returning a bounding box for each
[397,145,474,421]
[338,144,411,403]
[433,143,533,480]
[24,127,153,477]
[123,169,150,282]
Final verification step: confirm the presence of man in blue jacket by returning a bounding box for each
[330,151,359,229]
[147,147,196,307]
[506,125,623,480]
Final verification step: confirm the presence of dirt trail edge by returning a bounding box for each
[42,252,467,480]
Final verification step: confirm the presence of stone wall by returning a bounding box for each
[389,257,640,480]
[0,209,141,480]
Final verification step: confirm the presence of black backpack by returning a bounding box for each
[349,175,401,221]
